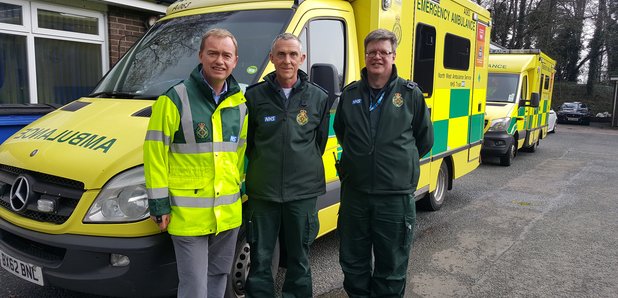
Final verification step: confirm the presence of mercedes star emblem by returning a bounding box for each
[9,176,31,212]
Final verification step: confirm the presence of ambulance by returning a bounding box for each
[0,0,490,296]
[482,49,556,166]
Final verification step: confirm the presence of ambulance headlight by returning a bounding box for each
[488,117,511,132]
[84,166,150,223]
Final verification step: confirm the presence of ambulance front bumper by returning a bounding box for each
[0,217,177,297]
[481,131,514,157]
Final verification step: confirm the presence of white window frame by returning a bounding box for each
[31,2,105,42]
[0,0,108,104]
[0,0,30,33]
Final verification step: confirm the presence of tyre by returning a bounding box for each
[522,136,536,153]
[500,140,516,166]
[225,227,280,298]
[418,161,448,211]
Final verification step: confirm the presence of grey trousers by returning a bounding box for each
[171,227,239,298]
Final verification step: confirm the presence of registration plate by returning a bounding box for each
[567,117,579,121]
[0,249,44,286]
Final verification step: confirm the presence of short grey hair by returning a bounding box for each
[364,29,398,53]
[270,33,303,53]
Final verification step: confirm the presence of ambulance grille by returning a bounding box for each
[0,229,65,263]
[0,165,85,224]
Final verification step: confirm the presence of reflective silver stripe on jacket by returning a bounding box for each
[170,142,239,154]
[170,89,247,153]
[170,192,241,208]
[237,102,248,151]
[145,130,170,146]
[174,84,196,144]
[238,102,247,133]
[147,187,168,199]
[238,138,246,150]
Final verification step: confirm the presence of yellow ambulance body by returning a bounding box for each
[0,0,490,296]
[482,49,556,166]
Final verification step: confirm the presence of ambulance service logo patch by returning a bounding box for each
[392,93,404,108]
[296,109,309,126]
[195,122,209,139]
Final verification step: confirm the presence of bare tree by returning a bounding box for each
[586,0,608,94]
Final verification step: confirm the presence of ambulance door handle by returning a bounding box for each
[478,103,482,112]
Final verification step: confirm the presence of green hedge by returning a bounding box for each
[552,82,614,114]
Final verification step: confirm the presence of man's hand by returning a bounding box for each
[150,214,170,231]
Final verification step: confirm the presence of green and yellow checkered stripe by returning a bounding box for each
[431,88,484,156]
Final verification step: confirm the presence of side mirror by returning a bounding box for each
[518,93,540,108]
[529,93,540,108]
[310,63,341,109]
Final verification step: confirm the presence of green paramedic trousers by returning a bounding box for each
[245,197,319,298]
[338,183,416,298]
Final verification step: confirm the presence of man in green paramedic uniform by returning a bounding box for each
[334,29,434,297]
[244,33,330,297]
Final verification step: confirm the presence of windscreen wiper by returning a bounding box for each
[88,91,154,99]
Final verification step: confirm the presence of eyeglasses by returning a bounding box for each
[365,50,393,58]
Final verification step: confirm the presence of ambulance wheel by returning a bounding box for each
[526,140,536,152]
[225,227,280,298]
[419,162,448,211]
[500,141,516,166]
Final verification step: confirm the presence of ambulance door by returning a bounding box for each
[467,21,488,162]
[538,73,546,137]
[412,23,436,194]
[520,73,532,146]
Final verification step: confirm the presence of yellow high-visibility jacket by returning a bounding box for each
[144,65,248,236]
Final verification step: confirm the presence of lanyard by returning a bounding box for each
[369,91,385,112]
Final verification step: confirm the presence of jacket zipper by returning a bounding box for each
[368,82,393,193]
[281,90,288,200]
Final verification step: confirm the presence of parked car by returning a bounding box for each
[548,109,557,133]
[556,102,591,125]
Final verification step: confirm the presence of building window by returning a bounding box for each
[0,0,106,105]
[0,2,23,25]
[37,9,99,35]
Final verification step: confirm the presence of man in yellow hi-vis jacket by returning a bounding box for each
[143,28,247,298]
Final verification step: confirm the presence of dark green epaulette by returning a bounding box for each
[245,81,266,92]
[342,80,358,92]
[307,81,328,95]
[405,80,418,90]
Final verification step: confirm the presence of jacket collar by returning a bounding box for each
[360,64,399,92]
[190,64,242,103]
[263,69,309,92]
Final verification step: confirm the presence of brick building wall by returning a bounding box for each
[107,6,150,66]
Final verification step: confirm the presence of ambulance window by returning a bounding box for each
[300,19,346,89]
[520,75,528,100]
[544,75,550,90]
[413,24,436,97]
[443,34,470,71]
